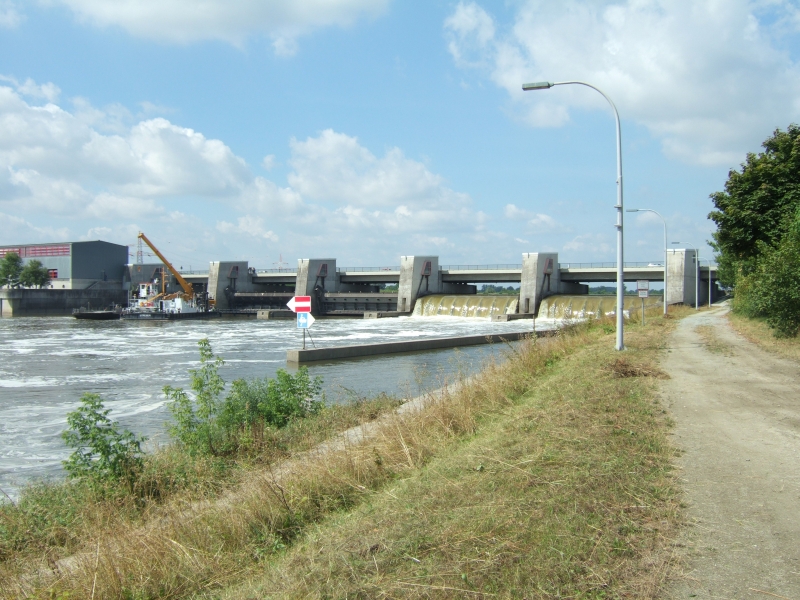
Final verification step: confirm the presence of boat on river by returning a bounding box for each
[121,232,219,321]
[72,306,123,320]
[122,282,219,321]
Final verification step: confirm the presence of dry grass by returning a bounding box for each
[1,317,683,599]
[695,324,734,356]
[727,312,800,362]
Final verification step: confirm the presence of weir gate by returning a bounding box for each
[133,249,716,318]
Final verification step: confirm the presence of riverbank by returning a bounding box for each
[1,310,683,598]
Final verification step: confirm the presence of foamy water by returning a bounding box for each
[0,315,552,498]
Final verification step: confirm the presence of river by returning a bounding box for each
[0,314,552,498]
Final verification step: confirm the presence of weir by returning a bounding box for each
[412,295,518,318]
[537,295,663,319]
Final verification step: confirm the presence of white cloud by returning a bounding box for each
[503,203,559,232]
[0,78,488,262]
[216,216,278,242]
[0,1,21,28]
[445,0,800,165]
[52,0,389,54]
[0,211,69,241]
[261,154,276,171]
[563,233,612,256]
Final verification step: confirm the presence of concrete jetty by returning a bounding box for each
[286,330,555,363]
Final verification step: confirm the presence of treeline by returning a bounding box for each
[0,253,51,288]
[710,124,800,337]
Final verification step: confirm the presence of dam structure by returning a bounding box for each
[0,238,715,317]
[167,249,715,318]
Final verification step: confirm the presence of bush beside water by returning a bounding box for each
[0,338,364,564]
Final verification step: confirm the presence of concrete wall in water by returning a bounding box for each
[0,289,128,316]
[208,261,251,310]
[519,253,560,315]
[296,259,338,314]
[398,256,439,314]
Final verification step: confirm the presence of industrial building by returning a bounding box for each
[0,241,129,289]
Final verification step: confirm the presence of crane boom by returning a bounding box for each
[137,232,194,297]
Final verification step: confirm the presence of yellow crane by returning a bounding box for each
[137,232,194,300]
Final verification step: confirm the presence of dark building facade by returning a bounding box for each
[0,241,129,289]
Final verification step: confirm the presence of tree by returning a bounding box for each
[19,259,50,288]
[709,124,800,286]
[0,252,23,288]
[709,124,800,336]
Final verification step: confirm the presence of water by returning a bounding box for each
[0,315,550,497]
[413,294,518,318]
[537,294,662,319]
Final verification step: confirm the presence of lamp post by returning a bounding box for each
[627,208,667,315]
[672,242,699,309]
[523,80,625,351]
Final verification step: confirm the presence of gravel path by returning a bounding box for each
[662,304,800,599]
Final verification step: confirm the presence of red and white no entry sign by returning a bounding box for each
[287,295,312,313]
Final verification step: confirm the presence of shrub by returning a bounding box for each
[62,393,146,490]
[165,339,324,456]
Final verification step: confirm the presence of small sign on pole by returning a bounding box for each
[296,312,315,329]
[287,296,312,313]
[636,281,650,325]
[296,311,315,349]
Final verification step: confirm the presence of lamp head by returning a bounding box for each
[522,81,554,91]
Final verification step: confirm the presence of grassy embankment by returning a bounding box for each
[727,311,800,361]
[1,306,682,598]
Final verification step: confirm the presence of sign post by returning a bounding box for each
[287,296,314,349]
[637,280,649,326]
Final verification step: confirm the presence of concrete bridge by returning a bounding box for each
[127,248,715,317]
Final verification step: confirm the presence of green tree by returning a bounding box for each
[709,124,800,336]
[62,393,146,489]
[709,124,800,286]
[19,259,51,288]
[0,252,23,288]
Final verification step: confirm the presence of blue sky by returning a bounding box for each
[1,1,799,268]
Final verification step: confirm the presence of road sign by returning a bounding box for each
[287,295,311,313]
[638,289,649,298]
[296,312,315,329]
[637,280,649,291]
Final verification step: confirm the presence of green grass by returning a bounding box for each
[220,319,680,598]
[1,316,682,598]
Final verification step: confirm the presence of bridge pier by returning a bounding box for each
[296,259,337,315]
[208,261,251,310]
[398,256,439,313]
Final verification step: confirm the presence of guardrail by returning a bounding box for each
[440,264,523,270]
[337,266,400,272]
[255,268,298,274]
[559,261,662,269]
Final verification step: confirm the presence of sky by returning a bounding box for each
[1,0,799,269]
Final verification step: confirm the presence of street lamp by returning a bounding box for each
[627,209,667,315]
[523,80,625,351]
[671,242,699,309]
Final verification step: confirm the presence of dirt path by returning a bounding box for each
[662,304,800,599]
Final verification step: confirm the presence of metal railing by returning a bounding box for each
[254,268,298,274]
[337,266,400,272]
[559,261,663,269]
[440,264,523,271]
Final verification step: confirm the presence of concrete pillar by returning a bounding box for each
[208,261,250,310]
[295,259,337,315]
[519,252,559,315]
[398,256,439,313]
[666,249,697,306]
